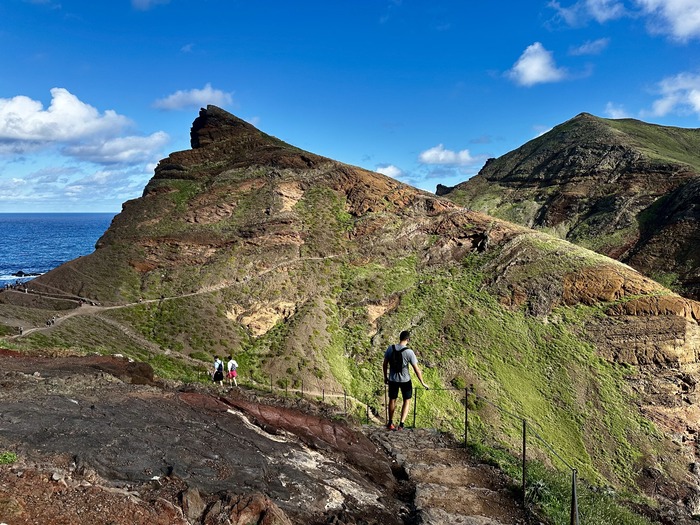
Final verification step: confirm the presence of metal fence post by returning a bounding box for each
[522,419,527,508]
[464,387,469,448]
[301,380,304,398]
[384,383,388,424]
[412,387,418,427]
[570,468,580,525]
[322,388,325,403]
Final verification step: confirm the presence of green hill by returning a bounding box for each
[439,113,700,300]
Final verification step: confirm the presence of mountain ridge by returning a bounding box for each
[440,112,700,299]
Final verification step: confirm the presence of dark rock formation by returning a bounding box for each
[0,350,402,524]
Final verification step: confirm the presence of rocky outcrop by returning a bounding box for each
[367,427,528,525]
[0,350,403,525]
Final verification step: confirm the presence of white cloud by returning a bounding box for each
[1,158,156,211]
[646,71,700,116]
[534,125,554,137]
[0,88,169,166]
[635,0,700,41]
[569,37,610,55]
[63,131,170,164]
[587,0,626,22]
[604,102,631,118]
[549,0,625,25]
[0,88,130,144]
[419,144,474,165]
[153,83,234,110]
[132,0,170,11]
[0,88,173,211]
[507,42,567,86]
[376,164,403,178]
[548,0,584,25]
[552,0,700,40]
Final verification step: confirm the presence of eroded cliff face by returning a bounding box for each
[3,106,700,521]
[440,112,700,300]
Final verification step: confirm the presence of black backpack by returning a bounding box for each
[389,345,407,374]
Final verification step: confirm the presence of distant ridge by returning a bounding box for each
[440,112,700,299]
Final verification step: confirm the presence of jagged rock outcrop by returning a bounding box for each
[440,112,700,299]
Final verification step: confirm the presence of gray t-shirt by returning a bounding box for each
[385,344,417,383]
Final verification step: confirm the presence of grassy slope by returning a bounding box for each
[6,242,664,525]
[5,229,669,489]
[605,117,700,171]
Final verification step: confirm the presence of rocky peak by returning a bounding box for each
[441,112,700,299]
[151,106,326,184]
[190,105,259,149]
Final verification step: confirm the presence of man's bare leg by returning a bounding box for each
[400,399,411,426]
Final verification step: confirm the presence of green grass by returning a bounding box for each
[606,117,700,171]
[293,186,354,256]
[0,451,17,465]
[468,443,653,525]
[340,251,664,491]
[148,353,206,382]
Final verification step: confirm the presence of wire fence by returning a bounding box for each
[212,371,580,525]
[468,389,580,525]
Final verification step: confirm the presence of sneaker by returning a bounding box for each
[397,423,405,431]
[387,423,396,431]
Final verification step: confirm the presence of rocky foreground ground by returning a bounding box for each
[0,350,529,525]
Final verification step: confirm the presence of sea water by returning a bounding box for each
[0,213,115,287]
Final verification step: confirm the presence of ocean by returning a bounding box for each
[0,213,116,287]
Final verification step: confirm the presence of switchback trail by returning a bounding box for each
[3,254,343,339]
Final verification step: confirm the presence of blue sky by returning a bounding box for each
[1,0,700,212]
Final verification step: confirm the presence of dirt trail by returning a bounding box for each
[366,426,529,525]
[4,254,343,339]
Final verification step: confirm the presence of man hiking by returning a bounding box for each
[383,330,429,431]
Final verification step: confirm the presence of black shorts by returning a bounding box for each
[388,380,413,400]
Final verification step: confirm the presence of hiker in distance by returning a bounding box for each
[226,355,238,387]
[213,356,225,390]
[383,330,429,431]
